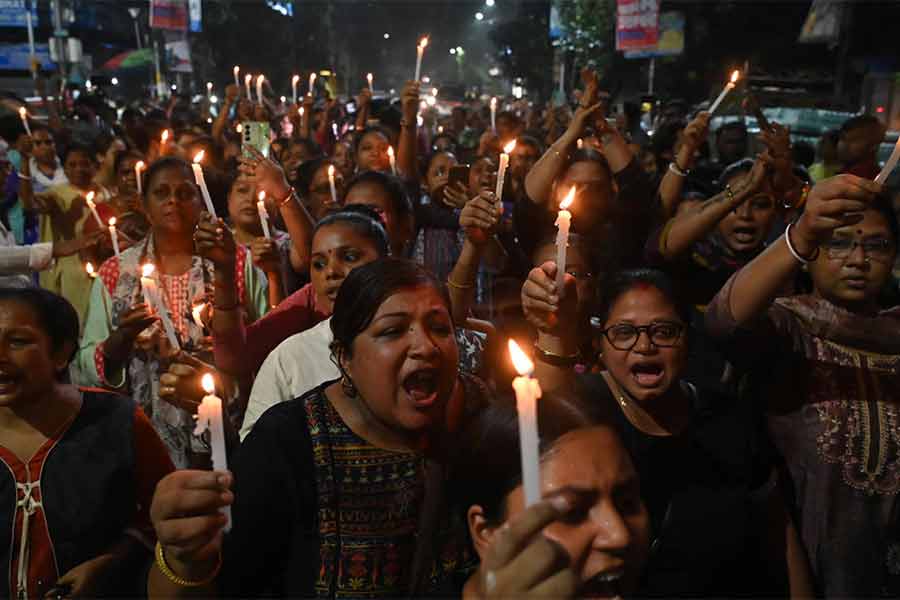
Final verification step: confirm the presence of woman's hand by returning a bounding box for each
[159,353,214,414]
[18,134,33,160]
[49,553,117,598]
[566,103,604,139]
[471,496,577,599]
[792,175,881,255]
[238,146,291,203]
[400,80,419,124]
[460,191,500,246]
[521,262,577,334]
[53,230,104,258]
[116,303,158,342]
[674,112,710,169]
[249,237,281,274]
[151,470,232,578]
[194,214,237,272]
[443,181,469,209]
[224,83,239,107]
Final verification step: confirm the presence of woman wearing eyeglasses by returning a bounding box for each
[706,175,900,597]
[521,265,814,597]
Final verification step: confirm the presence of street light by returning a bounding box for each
[475,12,484,21]
[486,0,495,6]
[111,77,119,86]
[383,33,390,40]
[450,48,456,55]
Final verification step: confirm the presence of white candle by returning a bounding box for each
[387,146,397,175]
[85,191,104,229]
[134,160,146,196]
[291,74,300,105]
[490,97,497,131]
[876,138,900,185]
[257,191,271,239]
[256,75,265,105]
[554,187,576,294]
[140,263,180,350]
[86,262,112,326]
[708,70,740,115]
[244,73,253,101]
[159,129,170,156]
[495,139,516,202]
[195,373,231,532]
[308,72,317,97]
[328,164,338,205]
[367,72,374,90]
[192,151,217,218]
[18,107,31,136]
[414,37,429,82]
[508,339,542,508]
[108,217,120,257]
[206,81,213,98]
[233,66,240,88]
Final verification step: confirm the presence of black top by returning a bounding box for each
[577,373,781,597]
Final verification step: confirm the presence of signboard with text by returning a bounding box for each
[0,0,37,28]
[624,11,684,59]
[616,0,659,52]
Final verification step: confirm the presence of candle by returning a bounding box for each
[140,263,180,350]
[328,164,338,205]
[192,302,207,330]
[291,74,300,104]
[495,139,516,202]
[414,37,429,82]
[86,262,112,325]
[367,72,374,90]
[490,97,497,132]
[256,75,265,104]
[18,107,31,136]
[206,81,213,98]
[233,65,240,88]
[257,191,271,239]
[85,191,104,229]
[387,145,397,175]
[134,160,146,196]
[508,339,542,508]
[108,217,120,257]
[876,139,900,185]
[160,129,170,156]
[554,187,576,293]
[195,373,232,532]
[244,73,253,101]
[577,138,584,150]
[308,72,317,97]
[192,151,217,218]
[708,70,740,115]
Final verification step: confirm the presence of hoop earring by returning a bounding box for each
[341,374,358,398]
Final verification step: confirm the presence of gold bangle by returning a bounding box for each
[446,278,474,290]
[155,541,221,588]
[277,187,296,207]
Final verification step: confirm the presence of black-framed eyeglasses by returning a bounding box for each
[589,318,685,351]
[822,237,895,263]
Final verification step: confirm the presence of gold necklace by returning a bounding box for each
[601,371,674,437]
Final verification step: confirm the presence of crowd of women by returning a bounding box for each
[0,63,897,598]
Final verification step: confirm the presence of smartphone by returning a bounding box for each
[448,165,470,190]
[241,121,270,159]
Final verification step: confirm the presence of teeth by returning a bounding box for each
[595,571,624,583]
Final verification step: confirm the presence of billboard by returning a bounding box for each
[616,0,659,52]
[624,11,684,59]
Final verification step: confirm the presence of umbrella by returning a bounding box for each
[102,48,153,71]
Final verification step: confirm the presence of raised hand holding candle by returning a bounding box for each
[192,151,217,218]
[495,139,516,203]
[195,374,232,532]
[108,217,121,257]
[387,146,397,175]
[708,70,740,115]
[18,107,31,136]
[509,340,542,508]
[134,160,146,196]
[291,74,300,104]
[876,138,900,185]
[85,191,104,229]
[244,73,253,100]
[308,72,317,97]
[140,264,180,350]
[555,187,576,294]
[414,37,429,82]
[328,164,338,205]
[367,72,374,90]
[257,191,271,239]
[490,97,497,131]
[256,75,265,104]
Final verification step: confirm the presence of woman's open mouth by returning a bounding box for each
[402,368,440,408]
[630,362,664,388]
[580,568,625,599]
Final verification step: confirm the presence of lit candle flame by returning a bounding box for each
[206,82,213,91]
[18,107,26,119]
[328,164,335,178]
[503,139,517,154]
[85,262,95,276]
[367,73,373,86]
[387,146,395,159]
[193,150,205,164]
[136,160,145,171]
[201,373,215,394]
[161,129,170,143]
[236,123,243,133]
[508,339,534,376]
[292,74,300,85]
[418,37,429,49]
[192,303,207,328]
[256,74,265,86]
[560,186,576,211]
[141,263,154,278]
[258,190,266,202]
[233,66,239,76]
[108,217,117,227]
[490,97,497,109]
[245,74,252,85]
[86,190,95,205]
[730,70,740,84]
